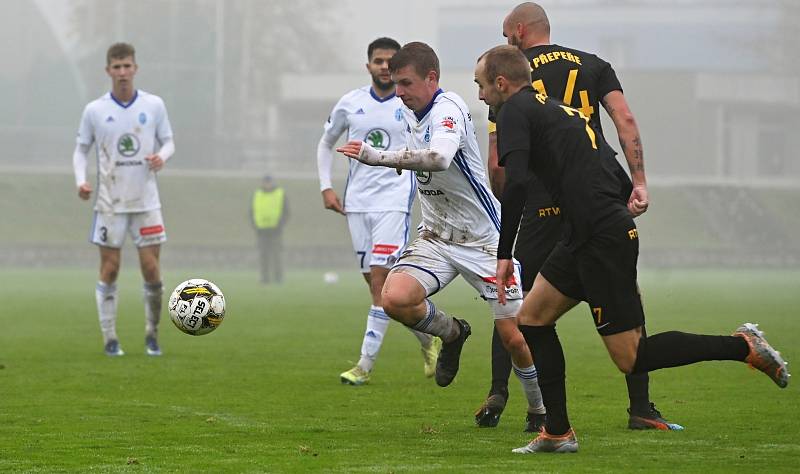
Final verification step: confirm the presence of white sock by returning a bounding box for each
[411,300,459,343]
[357,306,391,372]
[143,281,163,338]
[95,281,118,344]
[513,363,546,415]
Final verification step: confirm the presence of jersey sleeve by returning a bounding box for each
[76,104,94,146]
[429,100,463,150]
[155,97,174,142]
[595,56,623,98]
[321,96,350,144]
[496,102,531,167]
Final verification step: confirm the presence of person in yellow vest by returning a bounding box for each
[251,175,289,284]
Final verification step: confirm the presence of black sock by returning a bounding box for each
[626,372,650,414]
[633,331,750,373]
[627,326,650,414]
[519,324,570,435]
[489,326,512,400]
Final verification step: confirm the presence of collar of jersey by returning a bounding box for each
[370,88,396,103]
[414,89,443,122]
[525,43,557,59]
[110,90,139,109]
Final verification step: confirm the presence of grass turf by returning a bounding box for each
[0,267,798,472]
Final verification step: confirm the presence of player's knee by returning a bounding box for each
[501,330,528,357]
[380,289,409,318]
[101,262,120,282]
[142,263,160,281]
[611,354,637,374]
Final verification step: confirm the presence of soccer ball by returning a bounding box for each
[168,278,226,336]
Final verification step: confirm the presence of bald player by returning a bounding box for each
[474,2,680,433]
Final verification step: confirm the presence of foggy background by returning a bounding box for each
[1,0,798,272]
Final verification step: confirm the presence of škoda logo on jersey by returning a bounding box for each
[117,133,140,157]
[415,170,432,185]
[365,128,390,150]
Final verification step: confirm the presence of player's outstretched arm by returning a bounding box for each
[337,139,456,172]
[602,90,648,216]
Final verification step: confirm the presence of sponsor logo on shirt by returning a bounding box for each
[423,125,430,143]
[105,116,115,123]
[115,160,143,167]
[395,108,403,121]
[365,128,391,150]
[441,116,456,129]
[138,112,147,125]
[117,133,140,157]
[415,170,432,185]
[419,189,444,196]
[355,108,365,115]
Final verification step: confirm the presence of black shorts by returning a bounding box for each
[513,181,562,292]
[539,217,644,336]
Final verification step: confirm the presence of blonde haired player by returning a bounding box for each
[73,43,175,356]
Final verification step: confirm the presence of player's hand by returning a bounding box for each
[77,183,92,200]
[321,188,345,215]
[496,258,514,305]
[628,185,649,217]
[336,140,364,160]
[145,154,164,171]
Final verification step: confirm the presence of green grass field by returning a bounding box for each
[1,267,798,473]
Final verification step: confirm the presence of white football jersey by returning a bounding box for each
[77,90,173,213]
[322,86,416,213]
[403,90,501,248]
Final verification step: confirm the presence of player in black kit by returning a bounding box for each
[474,44,789,454]
[476,2,675,432]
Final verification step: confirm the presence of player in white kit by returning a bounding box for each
[338,42,545,427]
[317,38,441,385]
[73,43,175,357]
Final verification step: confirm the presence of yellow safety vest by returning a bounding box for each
[252,188,285,229]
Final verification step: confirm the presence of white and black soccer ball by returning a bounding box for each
[168,278,226,336]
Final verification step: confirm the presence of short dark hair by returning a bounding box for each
[479,45,530,85]
[388,41,440,80]
[106,42,136,65]
[367,37,401,60]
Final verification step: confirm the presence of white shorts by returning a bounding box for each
[90,210,167,249]
[347,211,410,272]
[390,236,523,319]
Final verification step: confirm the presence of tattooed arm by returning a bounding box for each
[602,90,648,216]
